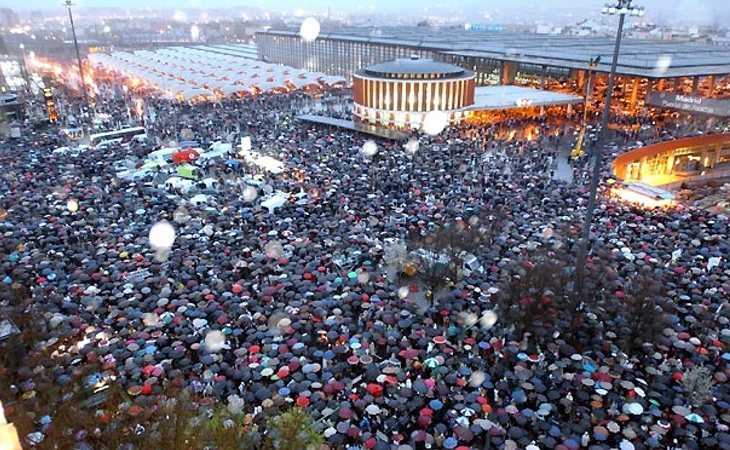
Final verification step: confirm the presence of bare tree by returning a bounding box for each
[494,250,572,342]
[615,274,669,355]
[682,365,714,407]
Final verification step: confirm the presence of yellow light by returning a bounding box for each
[0,424,22,450]
[612,188,675,209]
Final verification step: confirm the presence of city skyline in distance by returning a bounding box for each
[6,0,729,26]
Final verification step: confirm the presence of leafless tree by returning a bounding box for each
[683,365,714,407]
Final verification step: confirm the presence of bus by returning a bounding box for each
[89,127,147,148]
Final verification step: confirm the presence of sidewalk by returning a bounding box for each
[552,145,574,183]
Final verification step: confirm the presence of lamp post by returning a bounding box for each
[574,1,644,293]
[64,0,90,120]
[18,43,30,95]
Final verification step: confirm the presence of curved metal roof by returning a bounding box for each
[362,57,469,79]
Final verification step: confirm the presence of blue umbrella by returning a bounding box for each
[443,437,458,449]
[429,399,443,411]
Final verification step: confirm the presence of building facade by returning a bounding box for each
[256,27,730,114]
[353,57,475,129]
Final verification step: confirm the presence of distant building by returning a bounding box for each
[0,8,18,29]
[568,19,612,36]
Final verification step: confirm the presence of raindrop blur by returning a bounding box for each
[276,317,292,333]
[361,140,378,157]
[654,55,672,75]
[480,310,498,329]
[421,111,449,136]
[459,311,479,326]
[468,216,479,226]
[299,17,321,42]
[173,206,190,224]
[227,395,245,415]
[149,221,176,250]
[469,370,486,387]
[357,272,370,284]
[404,139,419,155]
[265,240,284,259]
[242,186,258,202]
[142,312,160,328]
[267,312,289,335]
[204,330,226,352]
[172,10,187,22]
[155,248,171,262]
[67,199,79,213]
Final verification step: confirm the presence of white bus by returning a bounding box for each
[89,127,147,148]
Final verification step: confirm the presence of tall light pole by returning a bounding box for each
[65,0,90,119]
[18,43,30,95]
[575,1,644,292]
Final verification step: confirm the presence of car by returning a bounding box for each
[260,191,289,214]
[199,178,220,190]
[243,176,264,187]
[118,168,154,181]
[291,191,309,206]
[189,194,212,206]
[160,176,195,194]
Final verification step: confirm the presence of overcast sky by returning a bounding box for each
[10,0,729,24]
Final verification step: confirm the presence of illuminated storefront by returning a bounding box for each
[352,57,475,129]
[613,134,730,187]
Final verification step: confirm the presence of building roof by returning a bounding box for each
[258,27,730,78]
[467,85,583,111]
[88,45,343,100]
[361,57,469,79]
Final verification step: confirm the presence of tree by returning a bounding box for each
[682,365,714,407]
[381,238,410,281]
[614,273,669,355]
[261,407,323,450]
[409,211,504,286]
[494,250,572,343]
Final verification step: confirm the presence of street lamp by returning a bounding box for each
[574,0,644,292]
[64,0,90,119]
[18,43,29,94]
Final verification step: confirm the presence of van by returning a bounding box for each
[148,147,177,162]
[177,164,200,180]
[461,254,484,278]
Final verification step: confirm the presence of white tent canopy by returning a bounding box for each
[89,44,349,100]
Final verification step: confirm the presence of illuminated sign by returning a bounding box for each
[646,92,730,117]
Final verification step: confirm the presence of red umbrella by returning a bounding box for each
[172,149,199,164]
[366,383,384,397]
[418,415,432,427]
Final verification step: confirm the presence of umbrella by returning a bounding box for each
[429,399,443,411]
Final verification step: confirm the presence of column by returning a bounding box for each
[630,78,639,110]
[691,76,699,96]
[674,77,682,93]
[576,70,586,91]
[540,65,547,89]
[707,75,715,96]
[500,61,516,85]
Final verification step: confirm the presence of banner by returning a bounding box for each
[646,92,730,117]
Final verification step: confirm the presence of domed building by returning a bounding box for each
[353,57,475,130]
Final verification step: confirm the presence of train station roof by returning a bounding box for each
[260,27,730,78]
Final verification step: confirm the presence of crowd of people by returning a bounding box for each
[0,88,729,450]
